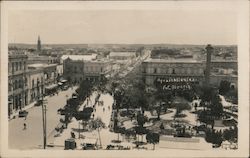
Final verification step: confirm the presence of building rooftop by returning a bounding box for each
[28,63,57,69]
[61,54,97,61]
[144,58,203,63]
[109,52,136,57]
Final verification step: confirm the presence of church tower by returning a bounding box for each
[37,36,41,52]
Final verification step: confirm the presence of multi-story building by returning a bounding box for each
[26,68,45,103]
[63,56,112,83]
[8,53,28,116]
[27,55,60,65]
[141,45,238,90]
[109,52,136,60]
[28,63,58,87]
[141,58,205,90]
[84,60,112,81]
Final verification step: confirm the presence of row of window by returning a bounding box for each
[143,67,204,75]
[31,77,44,88]
[10,61,26,73]
[67,66,103,73]
[9,78,27,90]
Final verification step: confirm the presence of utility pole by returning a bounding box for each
[41,81,47,149]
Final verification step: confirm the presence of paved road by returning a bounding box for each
[9,87,77,149]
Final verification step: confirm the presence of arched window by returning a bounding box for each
[172,69,175,74]
[12,62,15,73]
[19,79,22,88]
[37,78,40,86]
[15,62,18,71]
[20,62,22,71]
[25,77,27,86]
[32,79,34,88]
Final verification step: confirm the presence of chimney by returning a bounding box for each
[205,44,213,85]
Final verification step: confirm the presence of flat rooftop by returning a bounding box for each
[61,54,97,61]
[28,63,57,68]
[144,58,203,63]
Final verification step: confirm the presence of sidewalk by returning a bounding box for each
[8,96,49,121]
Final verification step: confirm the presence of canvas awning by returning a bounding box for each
[58,82,63,85]
[45,84,58,90]
[61,80,67,83]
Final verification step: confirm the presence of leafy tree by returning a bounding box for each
[113,126,125,142]
[136,113,148,127]
[219,80,231,95]
[146,132,160,150]
[173,97,191,117]
[205,129,223,146]
[223,126,238,143]
[74,107,93,138]
[134,126,149,143]
[90,117,106,148]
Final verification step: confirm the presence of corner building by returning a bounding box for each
[8,53,28,115]
[141,58,205,87]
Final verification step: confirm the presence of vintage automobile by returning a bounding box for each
[18,110,28,117]
[34,99,43,106]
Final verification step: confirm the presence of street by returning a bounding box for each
[9,86,77,149]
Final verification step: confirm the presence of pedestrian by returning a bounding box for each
[23,123,26,130]
[103,107,105,112]
[71,132,75,139]
[108,106,110,110]
[24,114,27,120]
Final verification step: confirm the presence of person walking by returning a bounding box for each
[23,123,27,130]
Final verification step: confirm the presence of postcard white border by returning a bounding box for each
[1,1,249,157]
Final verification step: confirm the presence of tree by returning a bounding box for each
[173,97,191,117]
[74,107,93,138]
[146,132,160,150]
[219,80,231,95]
[134,126,149,143]
[205,129,223,146]
[137,113,148,127]
[91,117,106,148]
[113,126,125,142]
[223,126,238,143]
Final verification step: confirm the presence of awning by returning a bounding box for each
[61,80,67,83]
[45,84,58,90]
[58,82,63,85]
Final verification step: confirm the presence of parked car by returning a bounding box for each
[34,99,43,106]
[19,110,28,117]
[57,108,66,115]
[82,143,96,150]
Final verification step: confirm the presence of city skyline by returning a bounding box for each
[8,10,237,45]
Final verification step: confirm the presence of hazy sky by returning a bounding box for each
[8,10,237,45]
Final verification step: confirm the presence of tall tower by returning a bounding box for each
[37,36,41,52]
[205,44,213,85]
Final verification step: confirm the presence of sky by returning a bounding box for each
[8,10,237,45]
